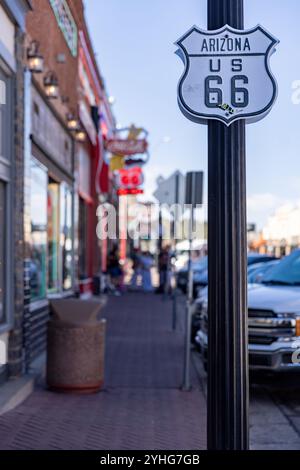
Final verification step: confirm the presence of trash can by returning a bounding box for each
[47,299,106,394]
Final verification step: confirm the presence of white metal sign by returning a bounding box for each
[176,25,279,126]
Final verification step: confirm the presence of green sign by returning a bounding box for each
[49,0,78,57]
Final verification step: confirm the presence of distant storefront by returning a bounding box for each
[77,142,93,293]
[23,83,75,368]
[261,203,300,257]
[77,30,105,296]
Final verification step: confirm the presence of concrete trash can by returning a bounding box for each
[47,299,106,394]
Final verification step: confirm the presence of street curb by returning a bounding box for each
[0,375,35,416]
[0,353,46,417]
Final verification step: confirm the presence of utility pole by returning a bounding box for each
[207,0,249,450]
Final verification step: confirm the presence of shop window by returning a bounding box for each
[0,65,12,324]
[61,183,73,290]
[47,178,60,293]
[30,159,47,301]
[78,197,88,279]
[0,181,5,323]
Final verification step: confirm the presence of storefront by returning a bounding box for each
[18,0,117,369]
[77,30,103,296]
[0,0,31,383]
[23,83,75,368]
[0,7,14,383]
[98,100,114,275]
[77,141,93,294]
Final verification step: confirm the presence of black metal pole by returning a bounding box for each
[207,0,249,450]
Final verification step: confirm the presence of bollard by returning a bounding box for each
[172,288,177,331]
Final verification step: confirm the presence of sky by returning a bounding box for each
[85,0,300,230]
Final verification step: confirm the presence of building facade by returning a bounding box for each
[21,0,115,372]
[0,0,118,386]
[76,28,114,296]
[262,203,300,257]
[0,0,31,384]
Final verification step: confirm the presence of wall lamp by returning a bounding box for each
[67,113,79,131]
[75,129,86,143]
[44,71,59,99]
[27,40,44,73]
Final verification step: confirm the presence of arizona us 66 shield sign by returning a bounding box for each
[176,24,279,126]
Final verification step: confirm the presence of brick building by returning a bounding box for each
[0,0,115,384]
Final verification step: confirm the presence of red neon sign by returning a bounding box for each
[117,167,144,189]
[117,188,144,196]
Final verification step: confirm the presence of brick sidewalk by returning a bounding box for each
[0,293,207,450]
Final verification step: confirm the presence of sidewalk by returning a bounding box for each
[0,293,207,450]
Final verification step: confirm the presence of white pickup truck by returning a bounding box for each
[195,249,300,371]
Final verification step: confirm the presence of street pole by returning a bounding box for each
[207,0,249,450]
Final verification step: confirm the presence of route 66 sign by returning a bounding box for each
[176,25,279,126]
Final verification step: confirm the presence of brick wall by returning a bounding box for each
[8,27,26,379]
[26,0,83,117]
[26,0,105,121]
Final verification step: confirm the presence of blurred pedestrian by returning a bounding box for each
[107,247,123,295]
[156,247,170,294]
[140,251,154,292]
[130,248,142,290]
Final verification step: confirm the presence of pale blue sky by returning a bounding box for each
[85,0,300,229]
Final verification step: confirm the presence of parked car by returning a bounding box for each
[248,260,280,284]
[247,252,278,266]
[176,256,208,295]
[194,249,300,372]
[191,259,278,345]
[177,253,277,297]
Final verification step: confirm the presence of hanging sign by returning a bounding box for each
[110,155,125,171]
[49,0,78,57]
[105,138,148,156]
[176,24,279,126]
